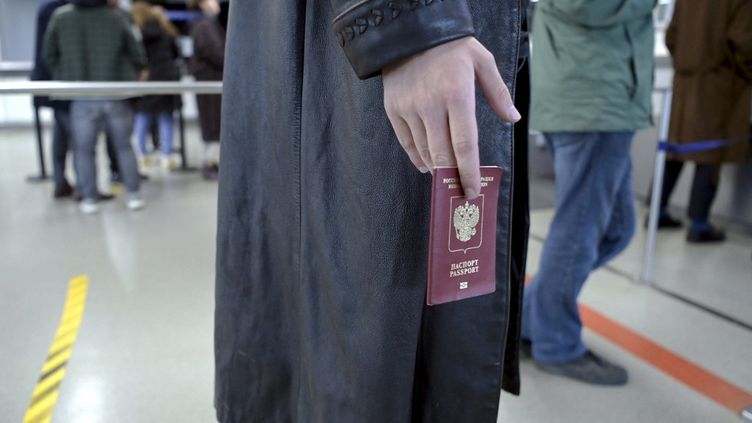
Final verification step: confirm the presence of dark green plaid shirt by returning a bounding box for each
[43,4,147,82]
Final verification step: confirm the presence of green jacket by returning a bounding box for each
[530,0,656,132]
[43,4,146,82]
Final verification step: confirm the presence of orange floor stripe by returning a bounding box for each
[580,304,752,414]
[525,275,752,414]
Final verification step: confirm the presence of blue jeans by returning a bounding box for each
[70,100,140,200]
[522,131,636,364]
[134,112,174,156]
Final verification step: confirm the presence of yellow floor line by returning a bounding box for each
[22,275,89,423]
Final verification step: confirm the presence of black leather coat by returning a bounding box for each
[215,1,526,422]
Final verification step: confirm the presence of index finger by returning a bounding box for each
[447,95,480,199]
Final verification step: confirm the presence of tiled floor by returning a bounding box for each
[1,126,751,422]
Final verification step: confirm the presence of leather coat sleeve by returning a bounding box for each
[330,0,476,79]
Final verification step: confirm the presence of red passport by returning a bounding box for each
[426,167,503,305]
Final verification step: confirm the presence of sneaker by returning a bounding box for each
[160,155,178,171]
[79,200,100,214]
[687,226,726,243]
[138,155,153,170]
[536,351,628,386]
[127,195,145,211]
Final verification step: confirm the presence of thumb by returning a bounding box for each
[474,48,521,123]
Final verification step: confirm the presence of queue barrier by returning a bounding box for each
[640,89,751,285]
[0,81,223,178]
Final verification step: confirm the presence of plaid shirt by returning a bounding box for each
[43,4,147,82]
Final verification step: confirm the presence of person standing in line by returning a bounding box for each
[43,0,149,214]
[33,0,117,202]
[189,0,224,181]
[655,0,752,243]
[32,0,73,199]
[522,0,656,385]
[131,1,183,171]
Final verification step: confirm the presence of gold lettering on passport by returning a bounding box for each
[449,259,480,278]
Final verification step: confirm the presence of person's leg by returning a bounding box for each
[70,101,102,204]
[655,159,685,228]
[134,112,151,156]
[594,158,636,269]
[660,160,683,211]
[688,164,720,222]
[104,101,141,199]
[202,141,220,180]
[158,112,174,156]
[151,115,160,152]
[523,132,634,365]
[106,129,120,179]
[687,164,724,242]
[52,106,72,193]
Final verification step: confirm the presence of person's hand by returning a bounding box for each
[139,69,150,81]
[383,37,520,199]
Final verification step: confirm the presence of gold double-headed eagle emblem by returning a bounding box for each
[453,201,480,242]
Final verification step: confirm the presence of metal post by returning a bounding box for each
[27,105,48,183]
[0,81,223,96]
[640,90,673,285]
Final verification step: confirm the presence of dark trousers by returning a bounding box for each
[660,160,720,222]
[52,106,71,188]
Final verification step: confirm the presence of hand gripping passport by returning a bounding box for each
[427,167,503,305]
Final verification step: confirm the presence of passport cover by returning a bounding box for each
[427,167,503,305]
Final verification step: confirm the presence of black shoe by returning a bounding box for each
[74,191,115,202]
[53,183,74,199]
[520,339,532,360]
[112,173,149,183]
[202,164,219,181]
[536,351,628,386]
[644,213,683,229]
[687,226,726,243]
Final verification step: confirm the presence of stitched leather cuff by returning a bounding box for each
[333,0,475,79]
